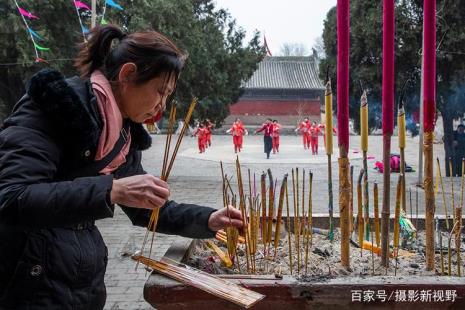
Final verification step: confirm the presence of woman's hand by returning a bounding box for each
[208,206,243,232]
[110,174,170,210]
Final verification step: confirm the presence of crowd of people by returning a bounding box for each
[194,117,330,157]
[192,119,214,153]
[165,117,337,158]
[146,116,337,159]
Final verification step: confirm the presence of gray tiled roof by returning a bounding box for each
[244,56,324,90]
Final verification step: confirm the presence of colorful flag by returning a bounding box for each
[106,0,123,10]
[74,1,91,10]
[28,28,43,40]
[34,42,50,51]
[18,7,39,19]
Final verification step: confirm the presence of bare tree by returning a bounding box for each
[312,36,325,59]
[279,42,309,56]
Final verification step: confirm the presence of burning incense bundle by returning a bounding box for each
[235,156,251,273]
[285,182,293,274]
[141,98,198,262]
[361,90,370,240]
[374,182,381,247]
[398,102,407,213]
[350,166,354,234]
[273,174,288,260]
[215,230,244,245]
[455,206,462,276]
[357,169,364,256]
[261,172,267,251]
[134,255,265,308]
[206,240,233,268]
[325,79,335,241]
[248,198,260,272]
[449,158,456,223]
[308,171,313,247]
[437,157,450,229]
[220,162,240,262]
[393,175,403,254]
[266,169,275,255]
[305,172,313,274]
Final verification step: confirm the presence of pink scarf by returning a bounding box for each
[91,70,131,174]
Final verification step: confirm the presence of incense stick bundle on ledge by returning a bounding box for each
[134,255,265,308]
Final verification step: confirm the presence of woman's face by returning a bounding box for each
[116,63,176,123]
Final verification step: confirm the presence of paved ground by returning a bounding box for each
[98,133,455,309]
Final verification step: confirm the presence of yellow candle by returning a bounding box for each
[360,90,368,152]
[398,105,406,149]
[325,80,333,155]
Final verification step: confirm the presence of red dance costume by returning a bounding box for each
[318,124,337,149]
[309,124,322,155]
[272,123,281,153]
[296,120,311,149]
[228,122,247,153]
[193,127,207,153]
[205,121,213,147]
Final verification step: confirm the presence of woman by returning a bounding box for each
[226,118,247,153]
[192,122,207,153]
[271,119,281,154]
[0,25,242,309]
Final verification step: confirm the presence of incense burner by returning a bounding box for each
[144,215,465,309]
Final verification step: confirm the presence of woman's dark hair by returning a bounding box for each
[74,25,187,86]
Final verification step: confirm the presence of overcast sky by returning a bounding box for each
[214,0,337,55]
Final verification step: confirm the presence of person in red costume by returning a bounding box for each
[226,118,248,153]
[318,123,337,149]
[271,119,281,153]
[295,117,311,149]
[309,121,322,155]
[204,119,213,147]
[254,118,274,159]
[192,122,207,153]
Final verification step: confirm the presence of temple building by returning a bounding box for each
[225,55,325,126]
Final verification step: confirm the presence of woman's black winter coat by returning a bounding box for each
[0,69,215,309]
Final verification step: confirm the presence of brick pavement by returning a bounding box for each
[99,133,451,309]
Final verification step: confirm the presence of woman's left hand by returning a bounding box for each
[208,206,243,232]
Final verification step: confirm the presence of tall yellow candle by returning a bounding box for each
[398,105,406,149]
[360,90,368,152]
[325,80,333,155]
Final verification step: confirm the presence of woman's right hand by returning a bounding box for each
[110,174,170,210]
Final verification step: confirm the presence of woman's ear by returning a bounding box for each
[118,62,137,84]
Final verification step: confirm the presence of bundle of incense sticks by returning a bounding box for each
[134,255,265,308]
[139,98,197,264]
[357,169,364,257]
[222,164,317,275]
[273,174,288,260]
[215,230,245,244]
[235,156,252,273]
[220,162,240,265]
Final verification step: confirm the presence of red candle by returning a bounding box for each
[337,0,350,151]
[423,0,436,132]
[382,0,395,135]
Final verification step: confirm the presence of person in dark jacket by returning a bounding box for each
[0,25,243,309]
[254,118,273,159]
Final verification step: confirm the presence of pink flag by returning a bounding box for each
[18,7,38,19]
[74,1,91,10]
